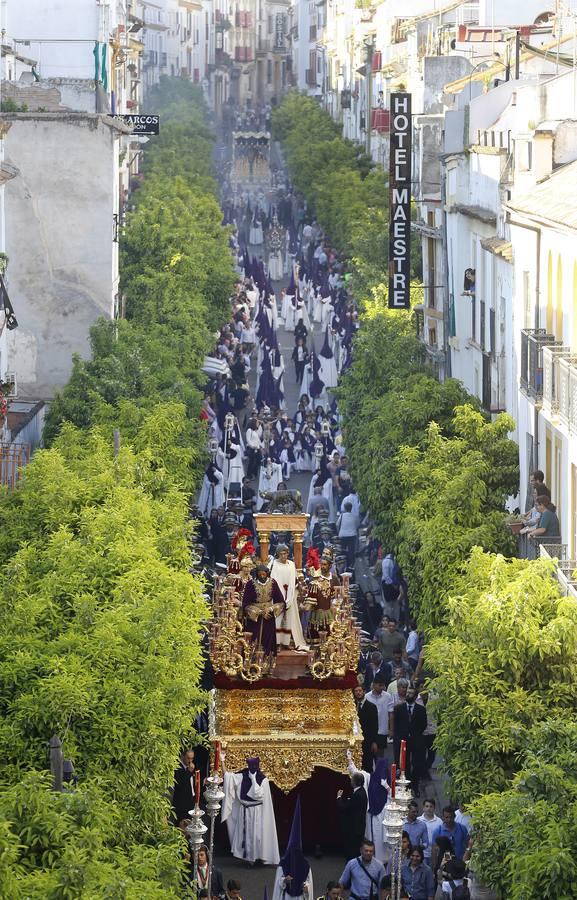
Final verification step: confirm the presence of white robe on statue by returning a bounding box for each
[270,557,308,650]
[271,867,314,900]
[221,770,280,865]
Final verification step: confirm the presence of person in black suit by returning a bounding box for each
[392,687,427,795]
[353,685,378,771]
[336,772,368,861]
[363,651,392,693]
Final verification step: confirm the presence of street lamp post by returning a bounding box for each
[186,805,208,896]
[382,743,412,900]
[223,412,236,509]
[204,772,225,900]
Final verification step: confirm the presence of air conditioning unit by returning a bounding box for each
[3,372,17,398]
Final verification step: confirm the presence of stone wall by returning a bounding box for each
[4,114,121,399]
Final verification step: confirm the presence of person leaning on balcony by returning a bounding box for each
[530,470,552,498]
[528,496,561,542]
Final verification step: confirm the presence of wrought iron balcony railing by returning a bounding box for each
[520,328,561,401]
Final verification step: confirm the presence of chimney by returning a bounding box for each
[533,132,553,182]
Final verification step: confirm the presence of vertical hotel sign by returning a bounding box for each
[388,93,412,309]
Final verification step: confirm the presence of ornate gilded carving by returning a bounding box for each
[210,688,363,792]
[309,585,360,679]
[209,584,276,681]
[210,565,360,683]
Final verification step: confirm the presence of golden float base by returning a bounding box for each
[211,687,362,792]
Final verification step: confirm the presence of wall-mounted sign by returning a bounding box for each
[275,13,286,50]
[388,92,411,310]
[114,114,160,135]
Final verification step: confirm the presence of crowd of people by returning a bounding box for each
[169,119,475,900]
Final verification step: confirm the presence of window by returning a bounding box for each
[267,58,272,84]
[471,294,476,341]
[489,308,496,360]
[518,139,532,172]
[480,300,486,350]
[428,326,437,348]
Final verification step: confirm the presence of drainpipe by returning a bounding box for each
[440,156,451,379]
[366,39,373,157]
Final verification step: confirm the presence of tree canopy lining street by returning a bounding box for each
[273,91,577,898]
[0,81,575,899]
[0,82,225,898]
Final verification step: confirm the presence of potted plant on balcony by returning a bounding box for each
[504,512,524,535]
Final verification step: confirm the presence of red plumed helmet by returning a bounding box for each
[232,527,253,550]
[238,542,256,561]
[306,548,320,570]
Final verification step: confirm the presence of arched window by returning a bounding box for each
[534,11,555,24]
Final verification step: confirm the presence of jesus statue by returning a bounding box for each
[270,544,309,651]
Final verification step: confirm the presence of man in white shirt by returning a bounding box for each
[418,798,442,866]
[365,675,394,758]
[455,804,472,831]
[341,489,361,520]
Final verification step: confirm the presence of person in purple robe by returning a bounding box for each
[256,350,276,409]
[242,564,285,655]
[272,796,313,899]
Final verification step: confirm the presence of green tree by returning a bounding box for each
[0,77,226,895]
[427,549,577,803]
[469,718,577,899]
[396,407,518,626]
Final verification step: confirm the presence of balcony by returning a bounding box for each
[215,48,232,67]
[542,346,577,432]
[519,328,562,402]
[518,534,567,562]
[539,543,577,599]
[0,442,31,489]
